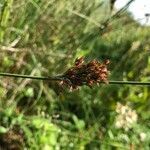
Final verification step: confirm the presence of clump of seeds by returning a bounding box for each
[60,57,110,90]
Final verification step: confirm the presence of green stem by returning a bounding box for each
[0,73,63,81]
[0,72,150,85]
[108,81,150,85]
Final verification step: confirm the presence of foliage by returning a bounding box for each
[0,0,150,149]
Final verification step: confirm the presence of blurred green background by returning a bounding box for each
[0,0,150,149]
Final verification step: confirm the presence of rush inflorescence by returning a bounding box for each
[60,57,110,90]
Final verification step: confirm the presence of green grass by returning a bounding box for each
[0,0,150,149]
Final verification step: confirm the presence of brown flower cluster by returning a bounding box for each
[60,57,110,90]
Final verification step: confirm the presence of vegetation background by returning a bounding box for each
[0,0,150,149]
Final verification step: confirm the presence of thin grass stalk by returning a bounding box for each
[0,73,150,86]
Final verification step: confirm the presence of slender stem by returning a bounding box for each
[0,72,150,85]
[108,81,150,85]
[0,73,63,81]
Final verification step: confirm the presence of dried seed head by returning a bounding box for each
[75,56,84,67]
[60,57,110,90]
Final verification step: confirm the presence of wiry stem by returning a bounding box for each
[0,73,63,81]
[108,81,150,85]
[0,72,150,85]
